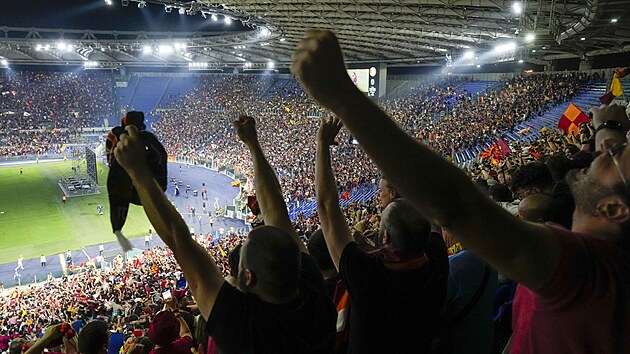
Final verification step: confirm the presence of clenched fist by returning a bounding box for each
[113,125,150,179]
[292,30,357,111]
[233,115,259,147]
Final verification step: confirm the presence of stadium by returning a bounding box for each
[0,0,629,353]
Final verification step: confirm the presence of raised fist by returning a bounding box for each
[292,30,356,111]
[233,115,259,147]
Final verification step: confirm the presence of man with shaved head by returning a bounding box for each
[114,116,336,354]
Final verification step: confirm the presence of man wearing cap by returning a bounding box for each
[148,310,192,354]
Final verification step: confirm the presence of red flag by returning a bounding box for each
[558,103,590,136]
[478,138,511,161]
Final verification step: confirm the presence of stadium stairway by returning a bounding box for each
[157,77,200,108]
[288,186,379,220]
[263,78,290,98]
[457,81,494,96]
[453,81,610,165]
[128,77,171,112]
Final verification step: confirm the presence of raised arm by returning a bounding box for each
[292,30,559,290]
[233,115,307,253]
[114,125,223,320]
[315,116,353,270]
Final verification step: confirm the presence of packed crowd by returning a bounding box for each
[152,71,587,206]
[0,72,115,130]
[0,233,246,353]
[0,72,116,157]
[2,31,629,354]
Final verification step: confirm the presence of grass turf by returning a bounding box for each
[0,161,151,264]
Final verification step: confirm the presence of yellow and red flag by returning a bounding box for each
[479,138,512,164]
[558,103,590,136]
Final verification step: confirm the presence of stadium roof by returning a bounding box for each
[0,0,628,69]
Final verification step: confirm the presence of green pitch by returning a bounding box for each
[0,161,151,264]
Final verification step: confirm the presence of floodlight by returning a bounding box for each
[178,7,185,15]
[143,45,152,54]
[267,61,275,69]
[494,42,516,52]
[261,27,270,37]
[211,14,218,21]
[512,3,522,14]
[525,34,535,42]
[159,45,173,54]
[225,17,232,25]
[463,51,474,59]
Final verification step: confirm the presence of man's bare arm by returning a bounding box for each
[114,125,223,319]
[315,116,353,270]
[233,115,307,253]
[292,30,560,290]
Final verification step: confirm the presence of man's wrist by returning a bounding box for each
[326,81,363,113]
[128,166,153,184]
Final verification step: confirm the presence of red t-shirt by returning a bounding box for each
[149,335,193,354]
[512,224,630,353]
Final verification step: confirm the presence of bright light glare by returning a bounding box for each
[211,14,218,21]
[261,27,270,37]
[518,59,524,63]
[611,18,618,23]
[225,17,232,25]
[494,42,516,53]
[525,34,535,42]
[267,61,275,69]
[1,59,8,66]
[463,51,474,59]
[143,45,152,54]
[159,45,173,54]
[105,0,112,5]
[57,42,67,51]
[512,3,522,14]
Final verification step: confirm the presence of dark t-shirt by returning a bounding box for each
[339,236,449,354]
[206,253,336,354]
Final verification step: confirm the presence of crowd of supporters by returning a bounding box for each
[0,72,116,158]
[1,31,629,354]
[0,234,246,354]
[152,71,587,206]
